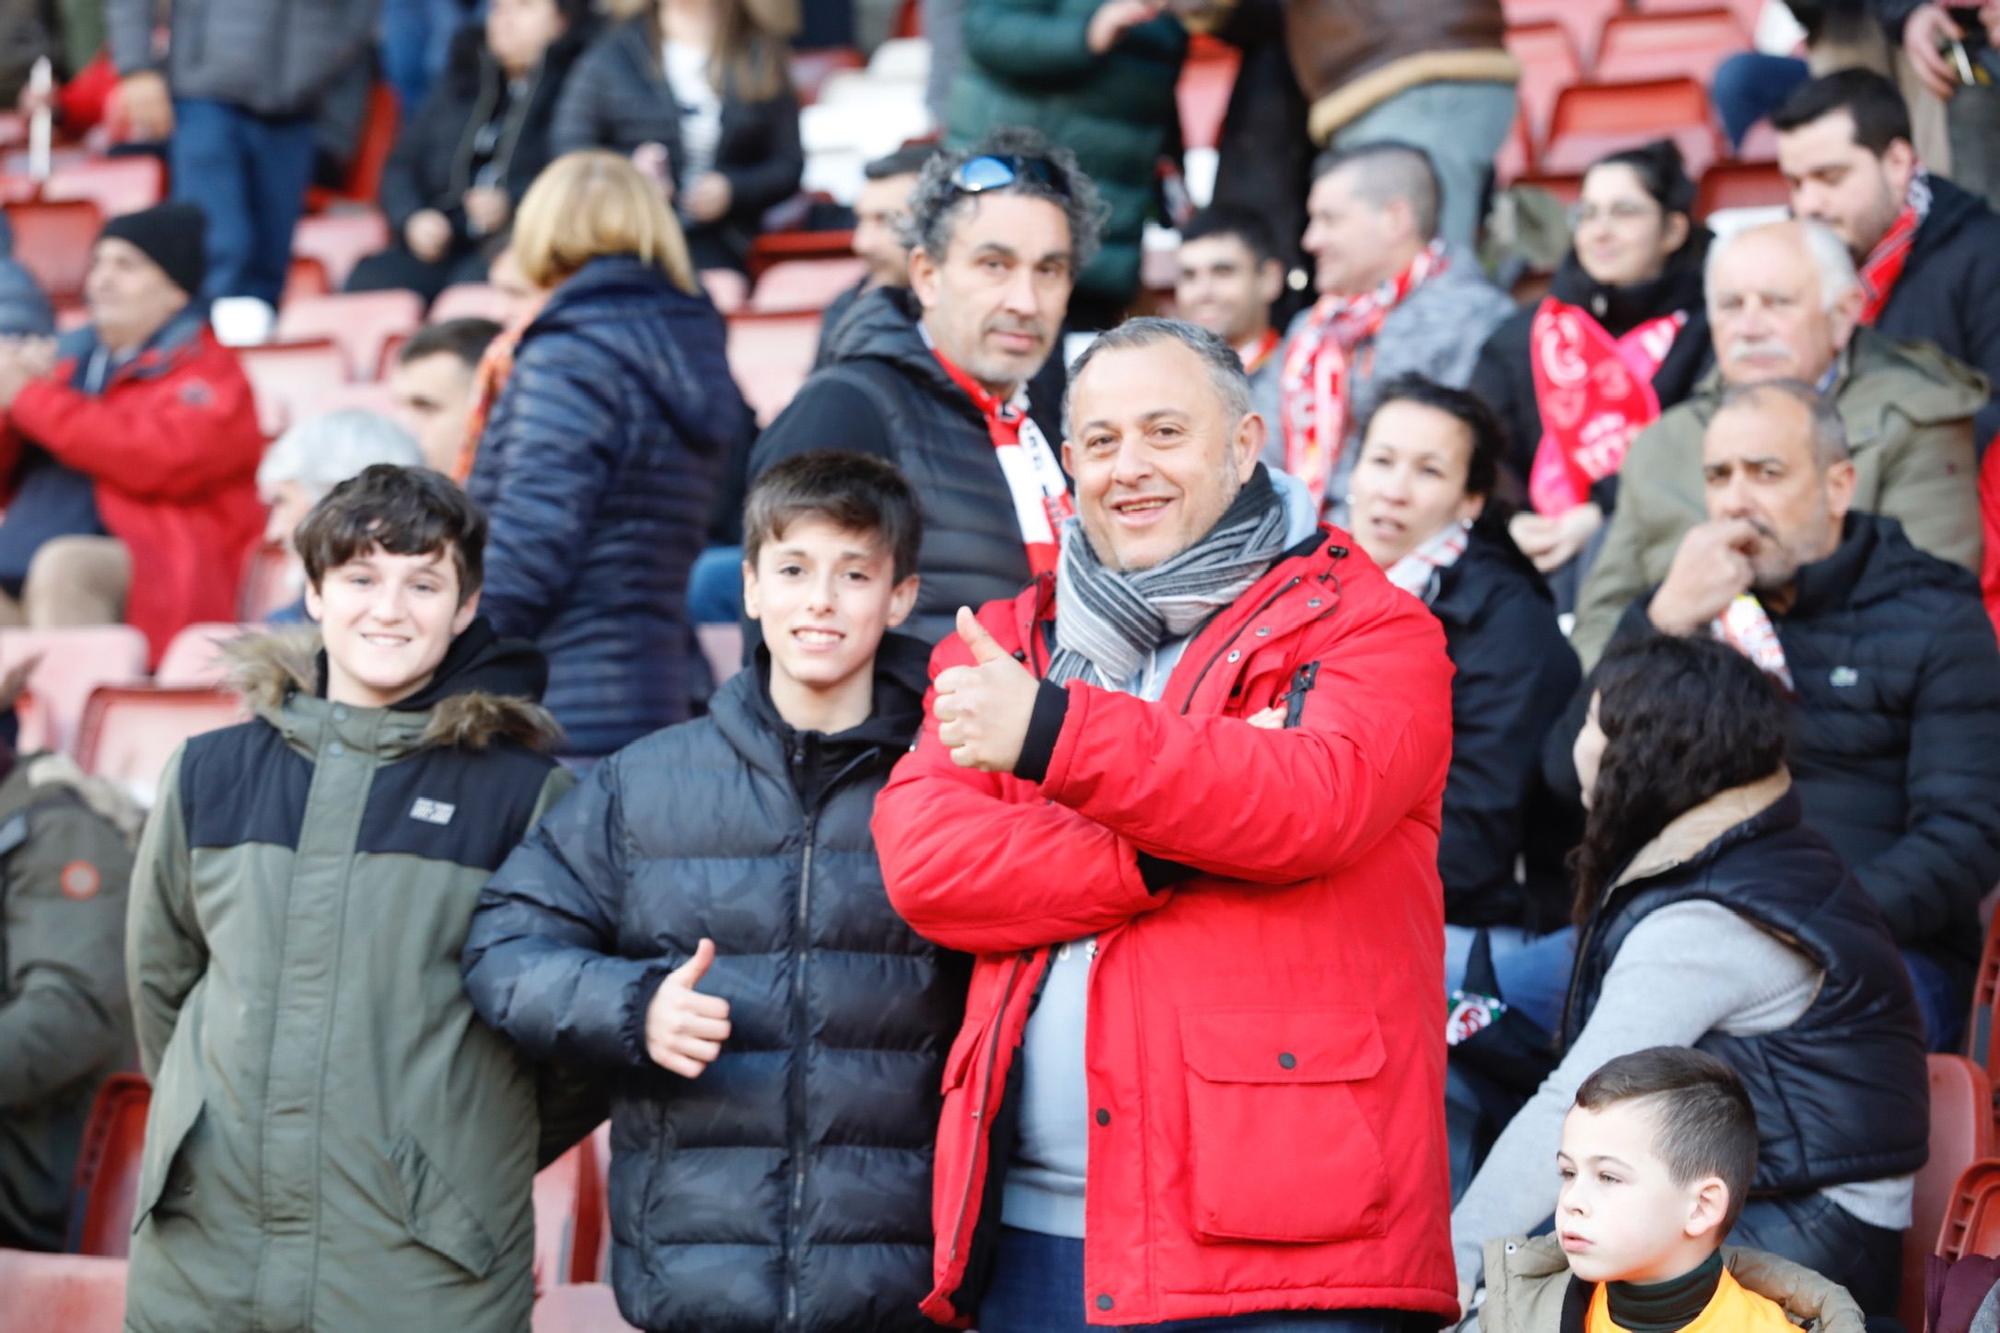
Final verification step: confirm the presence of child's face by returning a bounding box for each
[743,518,918,699]
[1556,1100,1726,1285]
[306,544,478,709]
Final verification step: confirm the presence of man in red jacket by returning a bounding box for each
[873,316,1459,1330]
[0,203,264,664]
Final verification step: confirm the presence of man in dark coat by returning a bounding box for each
[1776,68,2000,446]
[1560,378,2000,1051]
[750,129,1105,644]
[814,144,937,370]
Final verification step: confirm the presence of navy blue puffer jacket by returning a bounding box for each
[467,255,751,756]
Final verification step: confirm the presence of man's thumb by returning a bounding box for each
[956,606,1005,665]
[671,937,716,988]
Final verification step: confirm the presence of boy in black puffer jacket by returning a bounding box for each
[463,451,963,1333]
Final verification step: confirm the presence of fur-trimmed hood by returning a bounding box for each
[226,619,563,754]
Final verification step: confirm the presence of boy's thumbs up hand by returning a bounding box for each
[933,606,1040,773]
[645,937,732,1078]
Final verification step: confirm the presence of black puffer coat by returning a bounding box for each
[1425,525,1579,931]
[1470,235,1713,502]
[1573,511,2000,974]
[461,636,965,1333]
[466,254,751,756]
[1874,173,2000,446]
[749,286,1036,644]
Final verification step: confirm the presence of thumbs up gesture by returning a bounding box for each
[933,606,1041,774]
[644,938,732,1078]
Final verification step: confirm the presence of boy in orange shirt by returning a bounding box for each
[1473,1047,1866,1333]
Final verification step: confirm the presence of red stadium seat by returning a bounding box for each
[1940,1158,2000,1259]
[589,1121,611,1280]
[42,156,165,218]
[0,1251,128,1333]
[702,268,748,315]
[1513,172,1586,209]
[1177,49,1240,152]
[534,1133,608,1293]
[1638,0,1764,28]
[275,290,424,380]
[1593,9,1749,86]
[1909,1057,1997,1325]
[747,227,857,280]
[282,255,331,309]
[789,47,866,106]
[726,311,822,425]
[1540,79,1720,179]
[532,1282,639,1332]
[1506,22,1584,152]
[1696,162,1791,217]
[1973,910,2000,1077]
[429,282,516,325]
[5,199,103,305]
[308,83,399,210]
[155,622,251,687]
[748,257,869,314]
[292,210,392,290]
[1495,114,1534,188]
[238,339,349,437]
[65,1073,150,1257]
[0,625,148,756]
[1502,0,1623,68]
[75,685,246,794]
[1736,119,1780,164]
[315,380,404,418]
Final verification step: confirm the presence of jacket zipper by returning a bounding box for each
[1177,576,1302,714]
[783,803,815,1331]
[945,950,1030,1265]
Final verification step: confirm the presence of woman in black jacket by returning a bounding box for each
[1345,375,1579,1002]
[465,149,753,758]
[348,0,592,300]
[550,0,804,274]
[1469,139,1712,609]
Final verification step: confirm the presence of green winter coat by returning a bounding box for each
[123,626,578,1333]
[0,753,137,1251]
[1572,326,1989,668]
[946,0,1188,307]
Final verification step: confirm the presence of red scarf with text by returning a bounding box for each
[1858,171,1932,324]
[931,346,1074,576]
[1526,299,1686,515]
[1280,239,1447,513]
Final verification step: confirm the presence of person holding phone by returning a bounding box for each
[1880,2,2000,208]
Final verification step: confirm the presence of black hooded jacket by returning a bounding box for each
[1874,173,2000,447]
[749,286,1036,644]
[1470,231,1714,504]
[462,634,965,1333]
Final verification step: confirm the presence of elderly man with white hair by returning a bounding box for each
[1570,217,1986,666]
[256,408,424,621]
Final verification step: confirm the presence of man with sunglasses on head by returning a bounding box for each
[750,127,1102,645]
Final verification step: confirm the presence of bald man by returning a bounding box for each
[1569,218,1985,666]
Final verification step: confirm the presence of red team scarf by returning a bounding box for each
[1526,300,1686,516]
[1240,327,1282,378]
[1858,171,1932,325]
[930,346,1075,577]
[1280,239,1448,513]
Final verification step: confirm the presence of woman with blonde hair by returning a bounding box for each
[551,0,804,274]
[465,149,753,760]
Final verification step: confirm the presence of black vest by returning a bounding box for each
[1564,790,1929,1194]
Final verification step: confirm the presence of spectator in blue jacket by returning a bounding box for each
[465,149,753,759]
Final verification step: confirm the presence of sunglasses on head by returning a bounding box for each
[950,154,1070,199]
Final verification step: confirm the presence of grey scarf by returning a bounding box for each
[1049,465,1293,688]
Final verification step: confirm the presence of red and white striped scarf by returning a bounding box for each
[1858,171,1932,325]
[1710,593,1794,694]
[1382,520,1470,600]
[930,345,1075,577]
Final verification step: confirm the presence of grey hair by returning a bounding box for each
[900,126,1107,274]
[1062,317,1253,439]
[1310,140,1442,241]
[258,409,425,498]
[1705,218,1859,313]
[1713,378,1852,467]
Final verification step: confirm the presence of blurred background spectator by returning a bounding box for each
[815,143,936,366]
[390,317,503,474]
[1174,205,1286,434]
[255,408,425,622]
[1883,1,2000,208]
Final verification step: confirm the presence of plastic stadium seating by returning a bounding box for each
[748,228,857,279]
[1513,172,1586,209]
[1907,1056,1997,1325]
[726,312,822,425]
[1637,0,1764,28]
[4,199,102,305]
[747,257,869,314]
[429,282,517,325]
[316,380,405,419]
[238,339,350,437]
[0,1251,127,1333]
[1593,9,1748,86]
[702,268,749,315]
[1501,0,1623,67]
[0,625,148,756]
[65,1073,150,1257]
[1973,910,2000,1079]
[155,622,250,688]
[1696,162,1790,217]
[1940,1158,2000,1260]
[532,1283,639,1332]
[1539,79,1720,180]
[282,255,332,308]
[275,290,424,380]
[291,210,392,291]
[75,684,245,797]
[1506,22,1584,152]
[533,1132,607,1294]
[1177,49,1239,152]
[42,156,166,218]
[307,83,399,211]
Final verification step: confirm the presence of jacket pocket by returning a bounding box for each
[389,1132,499,1279]
[132,1088,205,1232]
[1179,1007,1389,1244]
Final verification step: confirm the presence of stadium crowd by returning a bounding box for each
[5,0,2000,1331]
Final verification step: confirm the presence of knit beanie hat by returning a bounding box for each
[99,202,208,298]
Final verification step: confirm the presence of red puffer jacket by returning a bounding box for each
[0,316,264,664]
[872,531,1460,1327]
